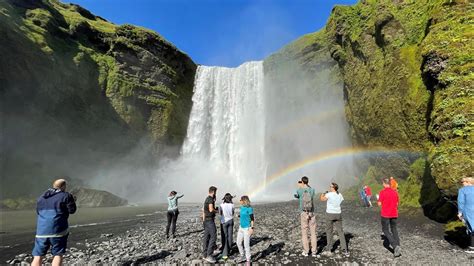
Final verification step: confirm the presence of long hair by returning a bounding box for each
[240,195,251,206]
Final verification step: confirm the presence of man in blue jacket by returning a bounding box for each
[32,178,76,266]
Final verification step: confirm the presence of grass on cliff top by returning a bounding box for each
[50,1,116,34]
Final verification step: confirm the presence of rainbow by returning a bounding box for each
[249,146,416,198]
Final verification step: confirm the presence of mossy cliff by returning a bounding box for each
[0,0,196,198]
[265,0,472,221]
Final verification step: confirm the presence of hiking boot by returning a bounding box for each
[394,246,401,257]
[301,251,309,257]
[204,256,216,263]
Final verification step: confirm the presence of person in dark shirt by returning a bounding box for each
[202,186,218,263]
[378,178,401,257]
[32,178,76,266]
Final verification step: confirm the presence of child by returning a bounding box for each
[237,195,254,264]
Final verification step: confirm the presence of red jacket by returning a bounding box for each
[378,188,399,218]
[364,186,372,196]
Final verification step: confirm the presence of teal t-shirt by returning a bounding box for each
[295,187,315,211]
[240,206,253,228]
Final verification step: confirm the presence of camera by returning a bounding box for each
[298,181,302,184]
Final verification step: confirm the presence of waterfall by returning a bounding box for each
[181,61,266,192]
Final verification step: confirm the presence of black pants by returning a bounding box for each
[221,220,234,256]
[166,209,179,237]
[381,217,400,248]
[203,219,217,257]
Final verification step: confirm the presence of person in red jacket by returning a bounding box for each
[364,185,373,207]
[378,178,401,257]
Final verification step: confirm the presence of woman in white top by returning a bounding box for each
[218,193,234,261]
[320,182,348,254]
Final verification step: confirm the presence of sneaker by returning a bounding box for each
[217,254,228,262]
[394,246,401,257]
[465,248,474,254]
[342,250,350,257]
[311,252,317,257]
[301,251,309,257]
[204,256,216,263]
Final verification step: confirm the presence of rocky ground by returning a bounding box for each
[6,200,474,264]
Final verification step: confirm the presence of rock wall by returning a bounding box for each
[0,0,196,198]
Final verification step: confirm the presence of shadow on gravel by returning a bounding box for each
[122,250,171,265]
[175,229,204,237]
[444,227,470,249]
[381,234,394,253]
[252,242,285,261]
[316,233,354,253]
[250,236,271,246]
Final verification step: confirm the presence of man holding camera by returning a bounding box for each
[294,176,317,257]
[32,178,76,266]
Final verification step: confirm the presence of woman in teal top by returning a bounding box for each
[458,177,474,253]
[237,195,254,264]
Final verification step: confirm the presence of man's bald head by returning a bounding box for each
[53,179,67,191]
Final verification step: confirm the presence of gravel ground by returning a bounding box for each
[6,201,474,264]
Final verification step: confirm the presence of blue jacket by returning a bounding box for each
[458,186,474,233]
[35,188,76,238]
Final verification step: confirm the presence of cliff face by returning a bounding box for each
[266,0,472,221]
[326,0,472,196]
[0,0,196,198]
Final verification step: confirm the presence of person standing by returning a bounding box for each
[359,187,368,207]
[458,177,474,253]
[32,178,77,266]
[202,186,218,263]
[378,178,401,257]
[237,196,254,265]
[166,191,183,239]
[364,185,373,207]
[294,176,317,257]
[218,193,235,261]
[320,182,348,255]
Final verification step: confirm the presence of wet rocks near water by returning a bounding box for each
[8,201,474,264]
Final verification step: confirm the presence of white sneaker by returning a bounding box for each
[301,251,309,257]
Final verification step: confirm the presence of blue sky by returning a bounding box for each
[65,0,358,67]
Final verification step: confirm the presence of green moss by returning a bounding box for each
[50,1,116,34]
